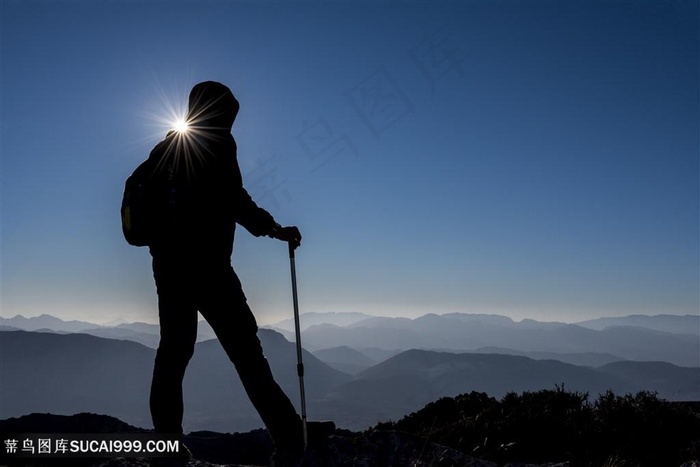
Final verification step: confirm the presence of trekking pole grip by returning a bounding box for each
[288,241,295,259]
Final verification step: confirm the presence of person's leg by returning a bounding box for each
[196,262,303,455]
[150,254,199,434]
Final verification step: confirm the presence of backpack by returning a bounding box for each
[121,159,159,247]
[122,130,189,247]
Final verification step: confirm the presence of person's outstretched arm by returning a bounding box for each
[235,184,302,248]
[228,149,302,248]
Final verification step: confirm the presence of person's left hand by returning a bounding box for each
[270,225,302,249]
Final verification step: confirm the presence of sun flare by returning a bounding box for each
[174,118,189,133]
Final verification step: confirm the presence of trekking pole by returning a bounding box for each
[288,241,308,449]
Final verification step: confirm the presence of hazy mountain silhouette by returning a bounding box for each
[183,329,350,432]
[111,321,161,334]
[3,311,698,431]
[0,330,154,427]
[294,312,697,336]
[472,347,624,367]
[440,312,528,326]
[324,350,699,428]
[3,315,220,349]
[355,347,404,362]
[323,349,638,425]
[79,321,217,349]
[0,329,348,432]
[596,360,700,400]
[0,412,146,434]
[8,312,697,366]
[301,313,699,366]
[575,313,700,334]
[2,328,698,432]
[75,326,162,348]
[312,346,378,374]
[271,311,374,332]
[1,314,101,332]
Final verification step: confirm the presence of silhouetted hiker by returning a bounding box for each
[144,81,305,467]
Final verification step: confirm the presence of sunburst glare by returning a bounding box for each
[136,80,191,145]
[134,80,221,183]
[174,118,189,133]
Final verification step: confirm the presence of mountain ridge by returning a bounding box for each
[1,329,698,433]
[300,316,699,366]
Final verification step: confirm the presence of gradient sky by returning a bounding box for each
[2,0,698,326]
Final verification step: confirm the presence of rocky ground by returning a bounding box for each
[0,413,553,467]
[2,400,699,467]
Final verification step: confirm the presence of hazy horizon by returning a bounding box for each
[1,309,697,328]
[2,1,698,327]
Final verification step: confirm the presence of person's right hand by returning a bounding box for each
[270,225,302,250]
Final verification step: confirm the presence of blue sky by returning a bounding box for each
[2,0,698,325]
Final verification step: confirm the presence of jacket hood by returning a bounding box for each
[186,81,239,131]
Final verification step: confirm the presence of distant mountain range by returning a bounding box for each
[296,312,699,367]
[1,311,698,432]
[0,330,154,428]
[1,314,101,333]
[270,311,374,332]
[0,314,217,348]
[0,329,348,432]
[574,314,700,334]
[312,346,380,374]
[3,311,697,371]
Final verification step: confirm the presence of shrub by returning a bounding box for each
[371,387,700,466]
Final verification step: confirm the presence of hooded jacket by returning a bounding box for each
[147,81,276,257]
